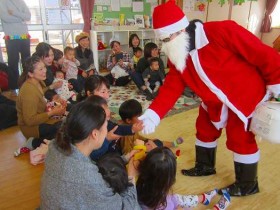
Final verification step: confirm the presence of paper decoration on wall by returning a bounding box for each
[120,0,132,7]
[95,0,111,6]
[132,1,144,12]
[195,1,206,11]
[207,0,258,7]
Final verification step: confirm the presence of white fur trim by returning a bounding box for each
[190,50,249,130]
[154,16,189,39]
[267,84,280,98]
[196,138,218,148]
[194,22,209,49]
[233,150,260,164]
[212,104,228,130]
[145,108,160,126]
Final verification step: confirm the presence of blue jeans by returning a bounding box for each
[130,71,144,89]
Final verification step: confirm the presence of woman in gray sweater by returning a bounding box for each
[41,100,140,210]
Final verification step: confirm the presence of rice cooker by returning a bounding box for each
[250,101,280,143]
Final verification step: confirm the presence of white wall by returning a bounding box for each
[182,0,277,47]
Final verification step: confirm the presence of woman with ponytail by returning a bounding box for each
[41,101,140,210]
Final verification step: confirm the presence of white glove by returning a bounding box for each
[138,109,160,134]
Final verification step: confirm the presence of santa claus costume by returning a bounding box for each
[139,0,280,197]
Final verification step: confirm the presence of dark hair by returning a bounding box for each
[44,89,57,101]
[77,75,110,102]
[149,57,159,66]
[136,147,177,209]
[55,100,106,155]
[97,153,133,194]
[34,42,53,58]
[64,46,74,55]
[86,95,107,107]
[55,70,64,76]
[110,40,121,49]
[144,42,158,58]
[18,55,42,87]
[133,47,143,55]
[52,48,63,61]
[129,33,140,48]
[186,19,203,52]
[119,99,142,122]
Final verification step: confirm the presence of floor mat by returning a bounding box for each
[109,83,200,121]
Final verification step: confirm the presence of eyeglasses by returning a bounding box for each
[160,31,182,43]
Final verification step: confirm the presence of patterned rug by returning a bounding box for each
[108,83,200,122]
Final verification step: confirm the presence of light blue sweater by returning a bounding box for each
[0,0,31,36]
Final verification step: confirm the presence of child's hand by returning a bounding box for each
[48,105,66,117]
[68,83,73,90]
[127,158,139,179]
[107,125,121,141]
[124,149,140,161]
[51,80,63,89]
[145,140,157,152]
[132,121,144,133]
[81,71,88,78]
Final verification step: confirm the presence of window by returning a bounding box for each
[0,0,84,63]
[272,2,280,28]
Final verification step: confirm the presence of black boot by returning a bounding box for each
[218,162,259,196]
[181,145,216,176]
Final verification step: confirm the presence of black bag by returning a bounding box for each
[0,95,17,130]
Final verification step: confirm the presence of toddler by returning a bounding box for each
[53,70,76,102]
[63,46,83,92]
[132,47,143,69]
[119,99,183,154]
[142,57,165,96]
[137,147,231,210]
[110,53,130,80]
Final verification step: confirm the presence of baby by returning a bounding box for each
[53,70,76,102]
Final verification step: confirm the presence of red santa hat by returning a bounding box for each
[153,0,189,39]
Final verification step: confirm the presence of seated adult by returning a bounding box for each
[106,39,131,86]
[136,42,165,76]
[17,55,66,149]
[41,100,140,209]
[75,32,96,78]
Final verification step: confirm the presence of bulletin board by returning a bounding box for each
[93,0,157,26]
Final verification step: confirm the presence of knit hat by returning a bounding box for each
[153,0,189,39]
[75,32,89,43]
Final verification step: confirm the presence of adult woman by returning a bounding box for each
[17,55,65,148]
[106,39,131,86]
[128,33,141,58]
[33,42,56,86]
[75,32,95,77]
[136,42,165,76]
[41,101,140,210]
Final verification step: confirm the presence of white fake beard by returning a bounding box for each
[161,32,190,73]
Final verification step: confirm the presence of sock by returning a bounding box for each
[172,137,184,147]
[14,147,31,157]
[202,189,218,205]
[213,190,231,210]
[24,137,35,150]
[174,194,199,208]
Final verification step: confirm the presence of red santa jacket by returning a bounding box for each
[149,21,280,129]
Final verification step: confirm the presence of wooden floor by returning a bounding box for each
[1,108,280,209]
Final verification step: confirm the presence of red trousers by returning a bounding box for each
[196,105,258,155]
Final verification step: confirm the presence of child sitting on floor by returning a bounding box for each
[137,147,231,210]
[86,95,143,161]
[118,99,183,154]
[53,70,77,103]
[142,57,165,96]
[44,89,67,120]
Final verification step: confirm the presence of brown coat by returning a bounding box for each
[16,80,58,138]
